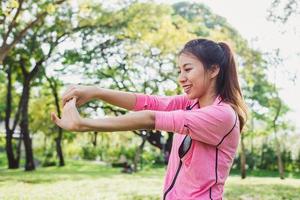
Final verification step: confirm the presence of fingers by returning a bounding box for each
[52,101,70,128]
[70,97,77,107]
[62,85,77,107]
[63,97,77,112]
[52,97,80,131]
[51,112,61,127]
[62,93,75,107]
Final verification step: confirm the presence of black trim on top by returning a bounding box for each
[215,149,219,184]
[163,161,183,200]
[216,114,238,147]
[209,113,238,200]
[209,148,220,200]
[186,100,199,110]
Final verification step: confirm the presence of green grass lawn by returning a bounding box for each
[0,160,300,200]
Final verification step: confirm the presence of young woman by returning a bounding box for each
[51,38,247,200]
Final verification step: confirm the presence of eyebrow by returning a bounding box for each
[178,63,193,69]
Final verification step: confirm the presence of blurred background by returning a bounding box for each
[0,0,299,199]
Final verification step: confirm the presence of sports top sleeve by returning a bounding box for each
[154,103,238,146]
[133,93,190,111]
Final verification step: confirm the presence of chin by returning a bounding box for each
[186,92,196,100]
[186,90,202,100]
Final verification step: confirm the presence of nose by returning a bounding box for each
[178,72,188,84]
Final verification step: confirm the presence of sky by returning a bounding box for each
[156,0,300,132]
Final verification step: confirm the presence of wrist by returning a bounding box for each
[78,118,92,132]
[93,86,103,99]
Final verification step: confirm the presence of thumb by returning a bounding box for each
[72,97,77,103]
[51,112,60,125]
[71,97,78,107]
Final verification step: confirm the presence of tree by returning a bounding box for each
[264,49,293,179]
[0,0,66,64]
[2,0,83,170]
[267,0,299,24]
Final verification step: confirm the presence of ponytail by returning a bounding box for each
[218,42,248,131]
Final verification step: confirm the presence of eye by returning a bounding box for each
[177,68,192,74]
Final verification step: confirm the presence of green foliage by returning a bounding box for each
[233,142,300,173]
[142,150,164,167]
[80,144,100,160]
[0,137,7,167]
[41,148,57,167]
[29,90,56,135]
[106,145,135,163]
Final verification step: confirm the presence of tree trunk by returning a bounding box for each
[272,98,284,179]
[92,132,98,147]
[5,132,19,169]
[4,64,21,169]
[133,133,147,172]
[100,133,104,161]
[274,125,284,179]
[55,128,65,166]
[0,47,10,65]
[20,80,35,171]
[275,139,284,179]
[240,134,246,179]
[53,87,65,167]
[16,136,22,162]
[45,75,65,166]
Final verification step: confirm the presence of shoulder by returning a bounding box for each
[198,101,237,126]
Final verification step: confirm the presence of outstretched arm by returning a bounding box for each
[51,97,155,132]
[81,110,155,132]
[95,87,188,112]
[95,87,137,111]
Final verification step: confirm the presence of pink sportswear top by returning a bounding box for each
[133,93,240,200]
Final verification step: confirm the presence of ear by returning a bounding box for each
[209,64,220,79]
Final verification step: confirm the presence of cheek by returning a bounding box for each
[191,70,206,87]
[191,71,209,93]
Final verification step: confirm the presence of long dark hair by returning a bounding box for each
[179,38,247,131]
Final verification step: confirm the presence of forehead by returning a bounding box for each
[177,53,202,67]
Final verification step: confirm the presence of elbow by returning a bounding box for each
[144,110,156,130]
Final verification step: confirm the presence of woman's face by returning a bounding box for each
[177,53,216,99]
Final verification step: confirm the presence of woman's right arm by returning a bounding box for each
[94,87,137,111]
[95,87,189,111]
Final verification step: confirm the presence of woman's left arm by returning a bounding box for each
[51,97,156,132]
[80,110,155,132]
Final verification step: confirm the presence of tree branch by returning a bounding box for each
[2,0,24,44]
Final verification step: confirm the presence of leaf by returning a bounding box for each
[46,4,56,15]
[8,0,19,9]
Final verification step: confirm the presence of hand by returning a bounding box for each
[51,97,84,132]
[61,84,99,107]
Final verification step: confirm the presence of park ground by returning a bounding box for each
[1,159,300,200]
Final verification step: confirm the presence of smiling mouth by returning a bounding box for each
[183,85,192,93]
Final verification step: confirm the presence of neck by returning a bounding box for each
[198,87,218,108]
